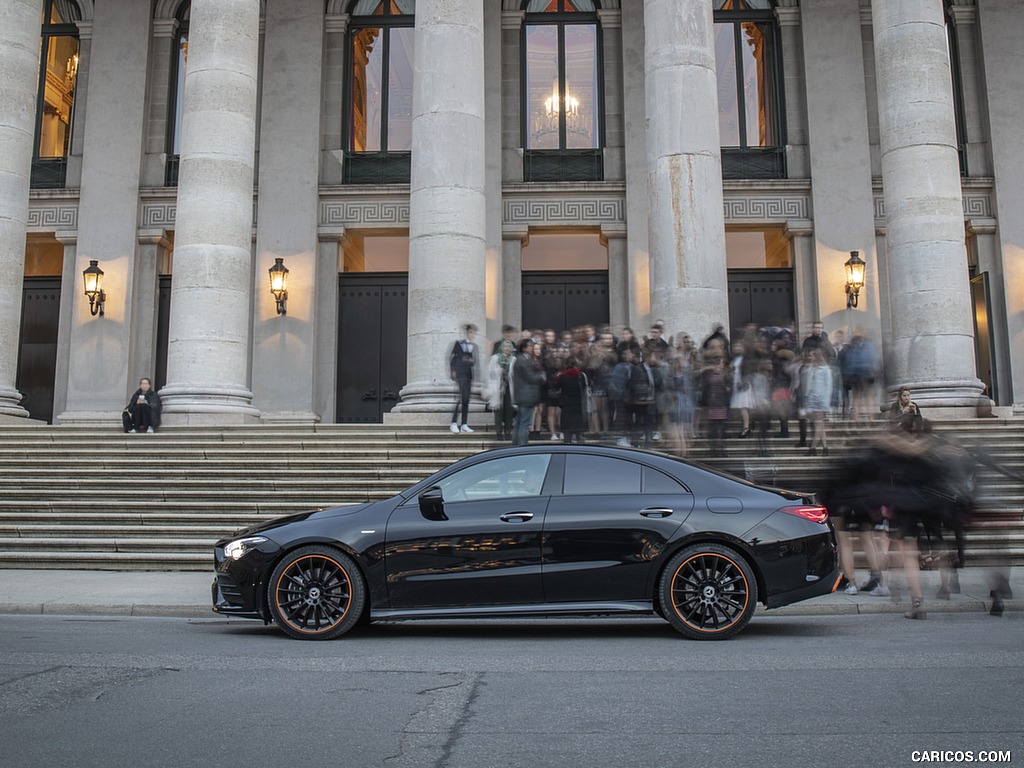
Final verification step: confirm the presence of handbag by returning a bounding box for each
[121,409,133,433]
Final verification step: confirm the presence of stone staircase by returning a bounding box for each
[0,420,1020,571]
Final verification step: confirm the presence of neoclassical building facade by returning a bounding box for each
[0,0,1021,425]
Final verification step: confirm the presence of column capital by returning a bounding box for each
[783,219,814,239]
[596,9,621,28]
[75,20,94,40]
[502,11,525,30]
[599,222,627,245]
[947,4,977,27]
[138,228,172,249]
[967,217,998,236]
[318,225,351,248]
[775,7,801,27]
[502,223,530,243]
[325,14,350,34]
[152,19,179,39]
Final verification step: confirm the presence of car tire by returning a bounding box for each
[267,545,366,641]
[659,543,757,641]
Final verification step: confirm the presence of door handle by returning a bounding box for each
[383,389,399,401]
[499,512,534,523]
[640,507,673,518]
[361,389,377,401]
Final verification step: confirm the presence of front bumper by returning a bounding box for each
[211,541,280,620]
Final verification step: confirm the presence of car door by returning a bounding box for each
[542,454,694,603]
[384,453,554,609]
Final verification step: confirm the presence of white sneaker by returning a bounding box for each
[558,433,565,441]
[450,422,459,434]
[146,427,154,433]
[550,433,559,441]
[869,585,890,597]
[844,584,859,595]
[652,432,662,441]
[460,424,474,433]
[616,438,631,447]
[128,429,136,433]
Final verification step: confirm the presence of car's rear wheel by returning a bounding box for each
[268,546,365,640]
[659,544,757,640]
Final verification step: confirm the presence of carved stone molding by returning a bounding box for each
[873,182,994,222]
[504,196,625,227]
[319,197,411,228]
[722,191,809,222]
[27,203,78,232]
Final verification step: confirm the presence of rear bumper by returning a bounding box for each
[765,565,841,609]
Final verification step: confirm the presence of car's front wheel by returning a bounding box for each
[659,544,757,640]
[268,546,366,640]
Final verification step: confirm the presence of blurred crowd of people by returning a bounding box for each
[473,319,883,456]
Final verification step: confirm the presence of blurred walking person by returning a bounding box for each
[485,339,516,441]
[556,357,588,445]
[449,324,477,434]
[699,355,731,457]
[509,338,545,446]
[803,349,833,455]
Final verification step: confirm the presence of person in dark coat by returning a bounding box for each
[126,377,161,433]
[556,357,588,445]
[449,324,477,434]
[699,355,731,456]
[508,338,546,446]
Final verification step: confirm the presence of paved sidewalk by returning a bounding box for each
[0,567,1017,620]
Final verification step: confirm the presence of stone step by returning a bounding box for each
[0,537,210,553]
[0,551,211,571]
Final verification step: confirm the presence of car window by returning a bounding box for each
[643,466,690,494]
[563,455,641,495]
[437,454,552,502]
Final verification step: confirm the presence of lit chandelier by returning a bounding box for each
[533,73,590,144]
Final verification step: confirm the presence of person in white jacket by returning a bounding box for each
[802,348,833,455]
[484,340,516,440]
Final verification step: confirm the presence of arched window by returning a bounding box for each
[714,0,786,179]
[165,1,190,186]
[521,0,604,182]
[343,0,415,184]
[31,0,82,189]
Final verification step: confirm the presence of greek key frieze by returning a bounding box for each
[27,204,78,231]
[722,194,808,222]
[503,197,625,226]
[319,199,410,227]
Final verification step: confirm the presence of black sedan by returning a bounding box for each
[212,445,839,640]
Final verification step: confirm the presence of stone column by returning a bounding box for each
[601,224,629,329]
[251,0,323,423]
[160,0,262,423]
[0,0,43,419]
[644,0,729,341]
[391,0,487,419]
[501,226,528,334]
[621,1,650,330]
[131,230,172,388]
[872,0,983,406]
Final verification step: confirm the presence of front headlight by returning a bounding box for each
[223,536,269,560]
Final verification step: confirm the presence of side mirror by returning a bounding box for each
[419,486,448,521]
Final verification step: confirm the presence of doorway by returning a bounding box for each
[17,277,61,423]
[522,271,609,332]
[336,272,409,423]
[970,272,996,403]
[727,269,794,335]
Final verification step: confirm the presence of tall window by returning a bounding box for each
[344,0,415,184]
[714,0,785,179]
[521,0,604,182]
[31,0,82,189]
[944,0,969,176]
[165,1,190,186]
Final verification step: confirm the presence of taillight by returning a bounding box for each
[779,505,829,524]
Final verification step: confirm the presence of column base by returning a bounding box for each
[0,386,30,419]
[387,381,488,425]
[159,384,261,425]
[885,379,986,410]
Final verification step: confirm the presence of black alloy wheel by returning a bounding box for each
[268,546,366,640]
[659,543,757,640]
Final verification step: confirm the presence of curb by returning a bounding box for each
[1,600,1017,621]
[0,602,212,619]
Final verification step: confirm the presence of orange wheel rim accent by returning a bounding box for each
[274,554,352,634]
[670,553,750,633]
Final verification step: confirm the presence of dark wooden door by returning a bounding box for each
[16,277,61,423]
[727,269,794,336]
[337,273,408,423]
[155,275,171,392]
[522,271,609,332]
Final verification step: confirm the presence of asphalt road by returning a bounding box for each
[1,612,1021,768]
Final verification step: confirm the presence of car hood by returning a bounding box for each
[226,502,376,540]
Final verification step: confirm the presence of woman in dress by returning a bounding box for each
[729,341,755,438]
[803,349,833,455]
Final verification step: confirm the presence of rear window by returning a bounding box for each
[563,455,642,495]
[643,466,689,494]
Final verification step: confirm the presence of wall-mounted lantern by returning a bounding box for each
[82,260,106,317]
[268,257,289,315]
[845,250,866,309]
